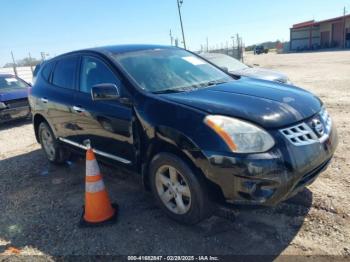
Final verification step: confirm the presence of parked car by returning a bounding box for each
[200,52,292,84]
[0,74,31,123]
[254,45,268,55]
[29,45,338,224]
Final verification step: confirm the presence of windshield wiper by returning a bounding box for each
[152,79,230,94]
[152,88,187,94]
[202,79,230,87]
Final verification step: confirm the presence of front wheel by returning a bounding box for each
[149,153,211,224]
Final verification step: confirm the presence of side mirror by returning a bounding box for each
[91,84,120,101]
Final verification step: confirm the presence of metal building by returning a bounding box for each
[290,15,350,51]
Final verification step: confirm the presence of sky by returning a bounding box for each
[0,0,349,66]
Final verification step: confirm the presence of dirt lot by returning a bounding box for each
[1,51,350,259]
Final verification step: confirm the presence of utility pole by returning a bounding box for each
[206,37,209,52]
[343,6,347,48]
[177,0,186,49]
[10,51,18,77]
[231,36,235,48]
[175,38,179,47]
[169,29,174,46]
[28,52,34,73]
[40,52,46,62]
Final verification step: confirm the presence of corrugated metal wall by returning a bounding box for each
[290,26,320,50]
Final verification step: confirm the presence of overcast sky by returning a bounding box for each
[0,0,349,66]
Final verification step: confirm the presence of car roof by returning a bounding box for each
[50,44,179,61]
[90,44,177,54]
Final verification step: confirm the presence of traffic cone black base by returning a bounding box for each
[79,203,119,228]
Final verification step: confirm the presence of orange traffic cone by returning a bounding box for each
[80,140,118,227]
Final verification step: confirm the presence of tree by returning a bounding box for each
[17,57,41,67]
[2,57,41,68]
[3,63,15,68]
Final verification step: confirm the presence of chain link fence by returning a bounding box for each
[207,46,244,61]
[201,34,245,62]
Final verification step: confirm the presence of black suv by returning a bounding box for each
[29,45,338,224]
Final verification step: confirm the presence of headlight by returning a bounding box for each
[204,115,275,153]
[0,102,7,109]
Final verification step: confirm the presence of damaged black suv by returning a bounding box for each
[29,45,338,224]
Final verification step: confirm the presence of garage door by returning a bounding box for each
[332,22,343,47]
[321,31,330,47]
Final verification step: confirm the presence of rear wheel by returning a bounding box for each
[149,153,211,224]
[38,122,69,164]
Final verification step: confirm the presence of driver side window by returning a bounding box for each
[80,56,120,93]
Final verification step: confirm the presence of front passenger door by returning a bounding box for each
[71,55,136,168]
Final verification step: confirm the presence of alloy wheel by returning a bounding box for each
[41,127,56,161]
[155,165,192,215]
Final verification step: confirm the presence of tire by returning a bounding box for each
[149,153,211,225]
[38,122,70,164]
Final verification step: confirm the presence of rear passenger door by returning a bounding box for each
[42,55,79,140]
[70,55,135,168]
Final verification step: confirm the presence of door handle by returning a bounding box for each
[73,106,85,113]
[41,97,48,103]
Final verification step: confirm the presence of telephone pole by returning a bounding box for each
[177,0,187,49]
[169,29,174,46]
[231,36,235,48]
[28,52,34,73]
[10,51,18,77]
[344,6,347,48]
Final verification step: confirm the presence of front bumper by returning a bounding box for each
[0,106,31,123]
[200,125,338,206]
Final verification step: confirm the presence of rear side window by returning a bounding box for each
[41,62,55,82]
[52,56,78,89]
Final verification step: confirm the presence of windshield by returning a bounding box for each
[113,49,233,93]
[0,76,28,90]
[202,53,248,72]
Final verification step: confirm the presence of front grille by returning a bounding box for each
[280,108,332,146]
[5,99,29,109]
[280,123,318,146]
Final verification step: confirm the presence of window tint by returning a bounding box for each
[80,56,119,93]
[52,56,78,89]
[41,61,55,82]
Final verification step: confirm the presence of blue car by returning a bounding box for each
[0,74,31,123]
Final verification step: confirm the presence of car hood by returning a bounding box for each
[0,88,28,102]
[232,67,289,83]
[159,78,322,129]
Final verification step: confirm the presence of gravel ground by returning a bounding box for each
[0,51,350,259]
